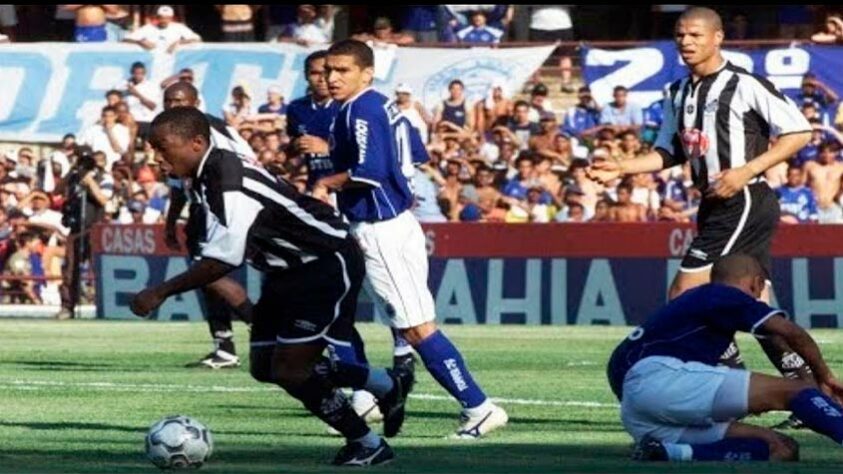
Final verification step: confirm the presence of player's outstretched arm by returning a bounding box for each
[130,258,234,318]
[588,151,664,184]
[761,314,843,398]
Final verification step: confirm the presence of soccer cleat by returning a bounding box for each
[332,438,394,466]
[378,368,414,438]
[392,353,417,387]
[452,404,508,439]
[185,350,240,369]
[773,414,806,430]
[631,435,669,462]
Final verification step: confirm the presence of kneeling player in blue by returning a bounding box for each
[608,254,843,462]
[130,107,413,466]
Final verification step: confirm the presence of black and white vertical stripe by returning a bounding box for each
[655,62,811,190]
[196,147,350,271]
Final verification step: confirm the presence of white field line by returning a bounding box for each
[0,379,619,408]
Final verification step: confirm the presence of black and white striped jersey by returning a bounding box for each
[194,147,351,272]
[655,61,811,190]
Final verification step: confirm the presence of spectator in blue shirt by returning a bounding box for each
[563,86,602,139]
[778,165,819,224]
[257,85,286,117]
[600,85,642,133]
[797,74,839,110]
[456,11,503,44]
[401,6,440,43]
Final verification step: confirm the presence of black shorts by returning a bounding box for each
[250,242,365,347]
[681,182,779,277]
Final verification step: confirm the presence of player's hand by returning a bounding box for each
[298,135,329,155]
[819,375,843,404]
[164,228,181,251]
[311,183,332,204]
[707,166,754,200]
[587,160,622,184]
[130,288,166,318]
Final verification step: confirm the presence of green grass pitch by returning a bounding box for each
[1,320,842,473]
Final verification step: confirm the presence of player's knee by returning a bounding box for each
[769,433,799,462]
[401,321,438,346]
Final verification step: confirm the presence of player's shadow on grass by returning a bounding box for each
[0,421,145,433]
[0,360,144,372]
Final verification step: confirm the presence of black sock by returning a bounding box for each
[233,300,254,325]
[216,336,236,356]
[285,372,369,440]
[718,340,745,369]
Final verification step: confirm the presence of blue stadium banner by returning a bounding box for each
[0,42,555,143]
[582,41,843,110]
[92,223,843,329]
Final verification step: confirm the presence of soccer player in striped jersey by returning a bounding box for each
[590,6,813,428]
[132,107,413,466]
[162,82,253,370]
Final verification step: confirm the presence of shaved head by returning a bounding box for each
[163,82,199,110]
[678,7,723,32]
[711,254,766,292]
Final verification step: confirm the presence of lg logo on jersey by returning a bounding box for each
[680,128,710,160]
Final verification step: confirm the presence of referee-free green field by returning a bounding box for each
[1,321,842,473]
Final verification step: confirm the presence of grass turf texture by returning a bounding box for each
[1,321,842,473]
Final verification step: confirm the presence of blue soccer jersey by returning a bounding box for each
[778,185,818,222]
[286,96,341,184]
[606,284,784,399]
[330,88,414,222]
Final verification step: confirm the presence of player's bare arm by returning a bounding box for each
[708,132,811,199]
[130,258,234,317]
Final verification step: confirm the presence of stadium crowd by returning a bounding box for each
[0,4,842,304]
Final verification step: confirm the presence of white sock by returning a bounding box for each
[364,368,394,399]
[393,345,414,358]
[463,398,494,418]
[351,390,376,405]
[352,429,381,449]
[663,442,693,461]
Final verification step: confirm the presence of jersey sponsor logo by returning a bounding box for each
[355,118,369,164]
[680,128,710,160]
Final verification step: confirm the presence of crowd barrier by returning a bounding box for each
[92,223,843,328]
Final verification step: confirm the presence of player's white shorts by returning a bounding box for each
[350,210,436,329]
[621,356,750,444]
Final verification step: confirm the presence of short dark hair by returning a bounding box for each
[327,39,374,69]
[305,50,328,73]
[105,89,122,98]
[711,254,764,285]
[514,100,530,110]
[101,105,117,115]
[449,79,465,89]
[150,107,211,145]
[130,61,146,71]
[613,85,628,94]
[617,182,633,193]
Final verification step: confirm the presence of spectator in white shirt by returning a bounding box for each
[275,4,330,46]
[79,106,129,171]
[123,61,159,125]
[123,5,201,54]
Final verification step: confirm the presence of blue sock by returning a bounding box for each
[673,438,770,461]
[789,388,843,443]
[391,328,413,357]
[330,329,370,367]
[415,330,487,409]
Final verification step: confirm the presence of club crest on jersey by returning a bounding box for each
[686,104,695,114]
[680,128,709,160]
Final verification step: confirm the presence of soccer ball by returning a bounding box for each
[145,415,213,469]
